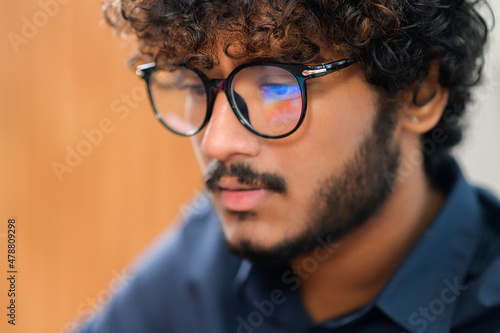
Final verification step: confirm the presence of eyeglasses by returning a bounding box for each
[136,58,357,139]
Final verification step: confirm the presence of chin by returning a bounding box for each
[221,223,289,265]
[222,228,309,266]
[222,221,282,250]
[223,237,290,265]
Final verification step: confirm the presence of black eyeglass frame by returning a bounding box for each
[136,58,357,139]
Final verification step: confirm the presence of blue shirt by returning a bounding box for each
[78,157,500,333]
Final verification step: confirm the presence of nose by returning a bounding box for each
[200,89,261,162]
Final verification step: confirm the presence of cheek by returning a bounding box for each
[314,80,377,137]
[278,79,379,183]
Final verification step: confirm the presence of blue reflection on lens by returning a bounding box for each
[262,84,301,105]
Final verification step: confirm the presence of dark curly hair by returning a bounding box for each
[103,0,492,186]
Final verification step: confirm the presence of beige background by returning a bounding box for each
[0,2,498,332]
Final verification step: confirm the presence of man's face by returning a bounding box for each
[191,52,401,264]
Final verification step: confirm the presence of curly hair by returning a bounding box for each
[103,0,491,185]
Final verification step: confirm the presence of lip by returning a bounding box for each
[220,188,271,211]
[216,177,271,211]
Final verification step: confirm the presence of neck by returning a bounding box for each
[290,157,445,322]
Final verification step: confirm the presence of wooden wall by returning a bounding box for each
[0,2,201,332]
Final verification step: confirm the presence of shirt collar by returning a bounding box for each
[231,156,485,332]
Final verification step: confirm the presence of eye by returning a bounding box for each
[182,84,205,98]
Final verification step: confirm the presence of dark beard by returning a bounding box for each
[207,104,400,265]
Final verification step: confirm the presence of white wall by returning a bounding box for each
[455,2,500,195]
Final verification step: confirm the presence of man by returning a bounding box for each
[78,0,499,332]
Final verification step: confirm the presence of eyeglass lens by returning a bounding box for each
[149,65,303,137]
[150,67,208,135]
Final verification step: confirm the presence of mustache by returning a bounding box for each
[205,162,287,194]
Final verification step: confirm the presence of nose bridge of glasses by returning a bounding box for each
[208,77,249,120]
[205,76,251,133]
[207,78,230,106]
[208,78,232,112]
[209,78,226,91]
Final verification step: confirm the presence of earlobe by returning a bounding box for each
[401,63,450,134]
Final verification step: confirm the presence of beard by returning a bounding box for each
[205,103,401,265]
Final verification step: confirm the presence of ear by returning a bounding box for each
[400,62,449,134]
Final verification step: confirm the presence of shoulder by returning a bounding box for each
[470,187,500,274]
[453,187,500,331]
[77,193,242,332]
[477,187,500,230]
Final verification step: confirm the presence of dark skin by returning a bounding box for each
[193,49,449,321]
[292,63,449,321]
